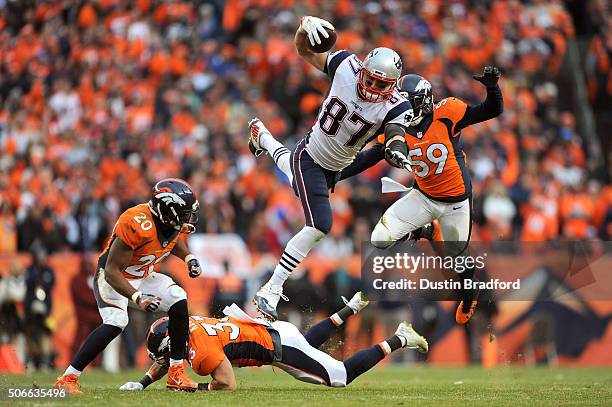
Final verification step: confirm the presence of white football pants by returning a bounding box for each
[371,188,471,254]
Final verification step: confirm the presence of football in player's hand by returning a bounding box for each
[308,27,336,53]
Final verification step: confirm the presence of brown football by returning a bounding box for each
[308,27,337,53]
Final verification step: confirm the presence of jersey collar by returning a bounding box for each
[405,114,434,139]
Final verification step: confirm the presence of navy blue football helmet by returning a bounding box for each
[146,317,170,365]
[396,74,434,125]
[149,178,199,233]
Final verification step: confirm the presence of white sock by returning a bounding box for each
[330,313,344,326]
[268,226,325,287]
[169,358,183,366]
[379,341,392,355]
[260,133,293,184]
[64,365,82,376]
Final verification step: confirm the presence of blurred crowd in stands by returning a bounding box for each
[0,0,611,255]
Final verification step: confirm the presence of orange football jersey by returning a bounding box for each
[187,316,276,376]
[406,97,471,201]
[98,203,180,279]
[379,97,471,202]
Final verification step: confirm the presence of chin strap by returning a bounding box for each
[180,224,196,234]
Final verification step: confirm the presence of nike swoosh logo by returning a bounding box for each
[453,206,463,210]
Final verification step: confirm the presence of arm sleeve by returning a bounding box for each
[337,143,385,182]
[114,213,146,250]
[193,345,225,376]
[383,124,408,156]
[323,50,351,81]
[454,84,503,134]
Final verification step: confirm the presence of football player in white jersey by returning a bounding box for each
[247,16,414,321]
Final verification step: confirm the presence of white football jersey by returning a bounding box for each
[305,51,414,171]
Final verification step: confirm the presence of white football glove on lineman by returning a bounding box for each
[119,382,144,391]
[299,16,335,47]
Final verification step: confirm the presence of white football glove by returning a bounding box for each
[299,16,335,47]
[119,382,144,391]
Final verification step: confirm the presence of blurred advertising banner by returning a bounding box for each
[187,233,252,278]
[363,241,612,302]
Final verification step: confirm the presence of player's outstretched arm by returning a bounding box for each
[171,236,202,278]
[206,358,237,391]
[104,238,161,312]
[119,362,169,391]
[383,123,411,170]
[294,16,332,72]
[454,66,504,134]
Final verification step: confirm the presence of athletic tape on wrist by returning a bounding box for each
[131,291,142,303]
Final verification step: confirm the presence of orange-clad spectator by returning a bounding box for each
[78,3,97,29]
[222,0,246,32]
[149,50,170,77]
[169,43,189,76]
[0,209,17,253]
[594,186,612,230]
[335,30,364,53]
[172,108,197,135]
[126,102,153,133]
[521,206,553,241]
[559,190,596,239]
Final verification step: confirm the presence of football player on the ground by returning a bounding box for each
[54,178,203,393]
[118,292,427,391]
[371,67,504,324]
[247,16,415,321]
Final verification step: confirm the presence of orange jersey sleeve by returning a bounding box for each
[114,206,155,250]
[187,316,276,377]
[188,324,226,376]
[434,97,468,135]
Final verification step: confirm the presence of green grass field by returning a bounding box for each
[2,366,612,406]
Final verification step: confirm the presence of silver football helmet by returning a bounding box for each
[358,47,403,103]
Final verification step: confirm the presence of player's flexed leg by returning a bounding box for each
[372,68,504,324]
[54,179,203,393]
[249,16,415,321]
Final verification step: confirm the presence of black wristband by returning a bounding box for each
[139,374,153,389]
[387,139,408,156]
